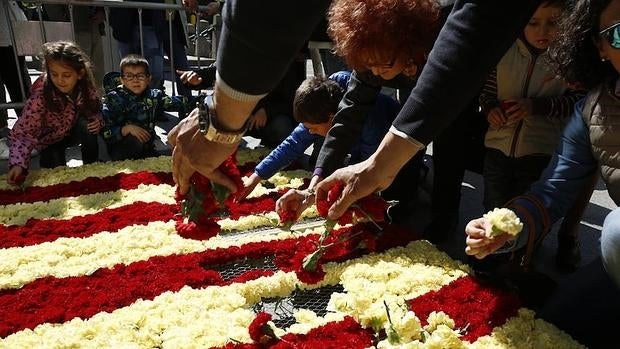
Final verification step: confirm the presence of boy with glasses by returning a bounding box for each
[102,54,193,161]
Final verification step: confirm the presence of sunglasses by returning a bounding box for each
[600,22,620,49]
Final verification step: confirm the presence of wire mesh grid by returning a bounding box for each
[206,256,279,281]
[205,255,345,328]
[254,284,345,328]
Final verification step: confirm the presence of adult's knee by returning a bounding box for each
[601,208,620,288]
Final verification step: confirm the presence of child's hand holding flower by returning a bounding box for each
[465,208,523,259]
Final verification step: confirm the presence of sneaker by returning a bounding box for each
[0,138,9,160]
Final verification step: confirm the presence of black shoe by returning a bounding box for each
[556,235,581,272]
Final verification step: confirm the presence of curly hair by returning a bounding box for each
[549,0,617,89]
[328,0,440,71]
[41,41,100,115]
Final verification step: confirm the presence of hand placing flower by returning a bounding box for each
[176,153,243,240]
[303,182,389,271]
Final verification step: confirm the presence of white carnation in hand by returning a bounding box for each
[483,208,523,237]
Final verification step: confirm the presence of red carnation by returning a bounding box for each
[175,220,220,240]
[248,312,278,345]
[278,208,298,229]
[317,181,345,218]
[176,153,244,240]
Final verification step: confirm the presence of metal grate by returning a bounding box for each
[254,285,345,328]
[204,256,279,281]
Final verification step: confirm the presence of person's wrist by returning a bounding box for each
[212,85,255,131]
[304,187,316,197]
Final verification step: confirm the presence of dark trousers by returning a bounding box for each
[106,134,156,161]
[483,148,550,211]
[0,46,31,126]
[245,113,296,149]
[430,103,487,229]
[381,151,425,205]
[39,117,99,168]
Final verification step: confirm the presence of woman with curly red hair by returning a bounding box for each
[277,0,462,231]
[328,0,439,78]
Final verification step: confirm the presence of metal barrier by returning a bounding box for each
[1,0,218,113]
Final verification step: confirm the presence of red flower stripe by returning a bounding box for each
[0,190,296,249]
[226,192,280,219]
[218,316,374,349]
[0,171,174,206]
[0,224,419,338]
[407,275,521,342]
[0,202,179,249]
[0,238,293,338]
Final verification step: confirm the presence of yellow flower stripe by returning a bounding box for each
[0,156,172,190]
[0,221,323,291]
[0,184,176,226]
[0,148,271,190]
[471,308,585,349]
[217,206,319,232]
[0,242,467,348]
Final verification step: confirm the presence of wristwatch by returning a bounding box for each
[198,94,247,144]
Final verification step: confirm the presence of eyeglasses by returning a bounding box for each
[600,22,620,49]
[121,73,149,81]
[366,56,397,70]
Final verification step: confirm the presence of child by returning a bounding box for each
[465,0,620,341]
[238,71,400,199]
[6,41,102,185]
[478,0,586,269]
[102,54,193,161]
[178,58,305,147]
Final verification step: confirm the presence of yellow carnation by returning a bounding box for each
[483,208,523,237]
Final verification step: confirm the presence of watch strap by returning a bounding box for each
[198,94,248,144]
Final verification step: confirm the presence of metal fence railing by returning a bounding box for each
[1,0,219,114]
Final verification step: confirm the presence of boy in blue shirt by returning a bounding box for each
[238,71,400,199]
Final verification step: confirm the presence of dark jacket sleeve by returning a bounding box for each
[392,0,540,145]
[216,0,330,95]
[316,70,383,175]
[506,99,598,251]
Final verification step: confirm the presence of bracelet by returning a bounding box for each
[305,187,315,196]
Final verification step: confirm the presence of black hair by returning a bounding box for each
[120,54,150,75]
[293,76,344,124]
[549,0,617,89]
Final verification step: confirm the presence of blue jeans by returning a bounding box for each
[601,207,620,288]
[117,25,164,89]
